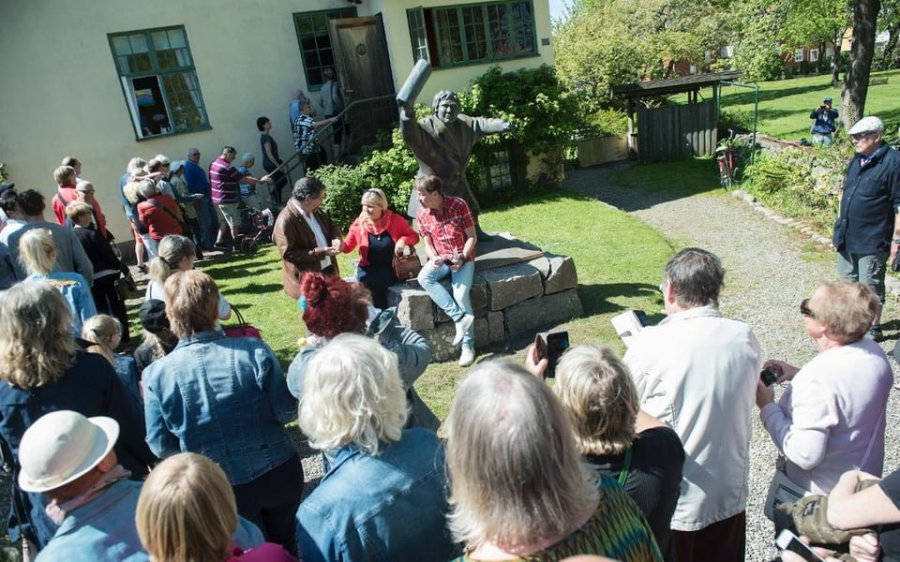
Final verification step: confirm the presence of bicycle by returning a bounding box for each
[716,129,738,189]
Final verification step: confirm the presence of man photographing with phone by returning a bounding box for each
[623,248,761,562]
[809,97,838,147]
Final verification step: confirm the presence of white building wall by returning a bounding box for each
[0,0,552,241]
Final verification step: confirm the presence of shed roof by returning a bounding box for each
[612,70,743,98]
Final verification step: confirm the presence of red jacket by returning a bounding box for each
[53,184,109,239]
[342,211,419,267]
[137,194,183,241]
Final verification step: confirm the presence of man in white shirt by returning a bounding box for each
[624,248,761,562]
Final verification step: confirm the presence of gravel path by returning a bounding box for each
[566,162,900,561]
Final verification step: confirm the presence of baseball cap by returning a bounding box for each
[823,97,833,103]
[0,182,15,196]
[847,116,885,136]
[18,411,119,493]
[139,299,169,333]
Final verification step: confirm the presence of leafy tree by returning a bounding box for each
[877,0,900,69]
[779,0,851,83]
[725,0,789,81]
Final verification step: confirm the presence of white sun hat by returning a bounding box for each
[18,411,119,493]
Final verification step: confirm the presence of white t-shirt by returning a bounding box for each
[145,279,231,320]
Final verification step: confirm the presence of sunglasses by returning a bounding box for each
[800,298,815,318]
[851,132,876,141]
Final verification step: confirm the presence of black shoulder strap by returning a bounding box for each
[147,198,182,224]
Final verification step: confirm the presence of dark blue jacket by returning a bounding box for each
[833,144,900,254]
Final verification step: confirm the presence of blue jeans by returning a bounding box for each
[837,249,888,302]
[417,259,474,348]
[196,196,219,249]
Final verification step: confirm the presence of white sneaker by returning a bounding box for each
[459,347,475,367]
[452,314,474,346]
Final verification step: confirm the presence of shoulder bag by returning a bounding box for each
[223,306,262,339]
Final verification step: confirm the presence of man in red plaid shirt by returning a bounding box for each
[415,175,477,366]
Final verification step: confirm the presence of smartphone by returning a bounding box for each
[760,368,778,387]
[775,530,826,562]
[892,251,900,273]
[535,331,570,378]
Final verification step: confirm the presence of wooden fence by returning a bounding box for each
[636,100,717,162]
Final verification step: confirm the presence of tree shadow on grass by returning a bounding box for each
[578,282,665,323]
[565,159,722,213]
[723,82,836,105]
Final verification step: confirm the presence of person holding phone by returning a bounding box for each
[414,175,477,367]
[527,343,684,561]
[809,97,838,147]
[755,281,891,496]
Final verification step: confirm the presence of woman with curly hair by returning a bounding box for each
[341,187,419,309]
[286,272,438,429]
[295,334,457,561]
[0,282,155,549]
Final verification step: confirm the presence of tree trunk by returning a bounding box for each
[841,0,881,128]
[830,39,842,85]
[879,23,900,69]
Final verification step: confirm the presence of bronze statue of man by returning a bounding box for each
[399,90,512,240]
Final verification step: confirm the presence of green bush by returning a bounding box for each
[742,146,849,232]
[719,108,755,134]
[588,108,629,137]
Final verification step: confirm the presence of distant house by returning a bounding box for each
[0,0,553,240]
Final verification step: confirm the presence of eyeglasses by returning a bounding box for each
[800,298,815,318]
[851,132,876,141]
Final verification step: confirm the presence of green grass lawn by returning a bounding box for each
[716,69,900,140]
[203,173,680,421]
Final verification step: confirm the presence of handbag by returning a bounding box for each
[764,456,809,521]
[114,271,139,301]
[223,306,262,339]
[392,247,422,281]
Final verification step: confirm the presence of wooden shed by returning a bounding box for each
[612,71,742,162]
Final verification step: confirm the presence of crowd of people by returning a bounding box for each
[0,106,899,562]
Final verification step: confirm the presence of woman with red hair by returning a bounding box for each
[286,272,438,430]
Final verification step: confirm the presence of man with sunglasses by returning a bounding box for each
[832,116,900,341]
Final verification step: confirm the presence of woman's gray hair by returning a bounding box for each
[299,334,408,456]
[152,154,170,166]
[0,281,77,389]
[18,228,56,276]
[149,235,195,285]
[240,152,255,166]
[445,360,598,549]
[555,343,638,456]
[137,179,160,199]
[126,157,147,176]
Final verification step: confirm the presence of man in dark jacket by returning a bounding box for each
[833,116,900,340]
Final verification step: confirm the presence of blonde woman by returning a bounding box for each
[548,343,684,561]
[340,188,418,308]
[296,333,457,562]
[82,315,142,409]
[445,360,662,562]
[0,282,155,547]
[18,227,96,335]
[145,234,231,321]
[136,453,296,562]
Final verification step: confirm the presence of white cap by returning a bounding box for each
[847,116,884,136]
[18,411,119,493]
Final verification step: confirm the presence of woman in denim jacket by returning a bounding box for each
[142,270,302,555]
[296,334,459,562]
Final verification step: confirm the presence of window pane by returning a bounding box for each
[151,31,170,50]
[511,1,535,54]
[162,72,208,131]
[292,8,358,88]
[436,8,463,64]
[463,7,488,61]
[129,34,149,53]
[128,53,153,73]
[112,36,132,55]
[168,28,186,48]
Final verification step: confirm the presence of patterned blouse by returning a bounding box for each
[452,475,663,562]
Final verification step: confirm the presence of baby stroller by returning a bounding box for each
[236,207,275,255]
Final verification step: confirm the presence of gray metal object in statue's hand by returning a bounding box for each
[397,60,512,221]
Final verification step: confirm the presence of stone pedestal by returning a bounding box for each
[386,236,583,362]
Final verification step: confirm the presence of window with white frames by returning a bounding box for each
[795,49,805,62]
[108,26,209,140]
[810,48,819,62]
